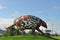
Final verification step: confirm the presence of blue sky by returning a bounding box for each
[0,0,60,22]
[0,0,60,34]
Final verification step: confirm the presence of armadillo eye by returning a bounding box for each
[35,18,38,21]
[27,22,29,24]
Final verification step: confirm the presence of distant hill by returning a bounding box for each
[0,29,5,34]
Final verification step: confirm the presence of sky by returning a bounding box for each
[0,0,60,34]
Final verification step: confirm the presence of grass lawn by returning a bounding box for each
[0,35,57,40]
[53,36,60,40]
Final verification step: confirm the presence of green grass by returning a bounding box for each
[53,36,60,40]
[0,35,56,40]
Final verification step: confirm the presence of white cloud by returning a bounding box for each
[52,6,60,9]
[8,11,20,18]
[0,4,6,10]
[0,18,14,30]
